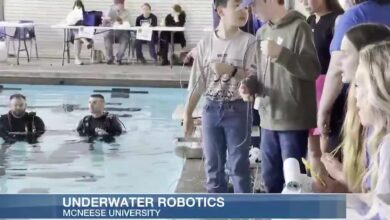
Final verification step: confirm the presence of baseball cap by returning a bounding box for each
[239,0,254,9]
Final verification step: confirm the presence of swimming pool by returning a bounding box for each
[0,84,187,194]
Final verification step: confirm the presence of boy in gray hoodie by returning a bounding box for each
[247,0,320,193]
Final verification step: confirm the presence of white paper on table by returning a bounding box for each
[136,26,153,41]
[77,26,95,39]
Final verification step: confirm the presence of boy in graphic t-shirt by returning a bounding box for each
[183,0,258,193]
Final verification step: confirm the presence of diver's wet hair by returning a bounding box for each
[9,94,26,100]
[90,94,105,100]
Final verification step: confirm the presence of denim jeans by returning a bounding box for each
[104,30,130,62]
[202,99,252,193]
[135,40,157,61]
[260,129,308,193]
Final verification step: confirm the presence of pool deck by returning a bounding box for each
[0,58,191,88]
[174,159,207,193]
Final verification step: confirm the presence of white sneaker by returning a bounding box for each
[74,58,83,65]
[249,147,261,168]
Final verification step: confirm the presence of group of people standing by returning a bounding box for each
[65,0,187,66]
[184,0,390,213]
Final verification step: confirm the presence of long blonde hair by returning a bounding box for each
[333,83,366,193]
[358,42,390,192]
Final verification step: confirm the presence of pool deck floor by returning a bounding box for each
[0,58,191,88]
[175,159,207,193]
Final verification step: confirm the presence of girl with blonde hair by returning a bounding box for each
[356,42,390,194]
[348,42,390,220]
[317,82,366,193]
[316,42,390,199]
[313,24,390,193]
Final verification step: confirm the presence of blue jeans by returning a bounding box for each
[252,109,260,148]
[104,30,130,62]
[260,129,308,193]
[135,40,157,61]
[202,99,252,193]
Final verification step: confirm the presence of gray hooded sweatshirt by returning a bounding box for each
[255,10,320,131]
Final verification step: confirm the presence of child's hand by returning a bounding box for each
[321,153,343,182]
[183,115,195,138]
[239,83,253,102]
[210,63,234,76]
[260,40,282,59]
[310,157,329,181]
[312,175,347,193]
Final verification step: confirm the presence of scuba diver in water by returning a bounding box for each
[77,94,123,143]
[0,94,45,145]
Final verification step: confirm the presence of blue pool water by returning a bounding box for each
[0,85,187,194]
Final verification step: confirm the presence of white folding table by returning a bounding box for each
[0,21,36,65]
[51,25,185,68]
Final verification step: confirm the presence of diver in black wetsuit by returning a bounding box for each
[77,94,123,143]
[0,94,45,145]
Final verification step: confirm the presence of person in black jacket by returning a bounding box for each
[135,3,158,64]
[159,4,186,66]
[77,94,122,143]
[0,94,45,145]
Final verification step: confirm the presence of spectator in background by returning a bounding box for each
[159,4,186,66]
[317,0,390,153]
[306,0,344,178]
[65,0,93,65]
[102,0,131,65]
[135,3,158,64]
[312,24,390,193]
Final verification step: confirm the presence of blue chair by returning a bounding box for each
[8,20,38,63]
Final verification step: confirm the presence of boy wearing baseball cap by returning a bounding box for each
[247,0,320,193]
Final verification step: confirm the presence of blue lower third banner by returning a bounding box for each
[0,194,346,219]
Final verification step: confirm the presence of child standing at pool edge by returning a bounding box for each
[183,0,257,193]
[250,0,321,193]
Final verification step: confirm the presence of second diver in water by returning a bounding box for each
[77,94,123,143]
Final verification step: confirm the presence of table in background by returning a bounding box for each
[0,21,36,65]
[51,25,185,68]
